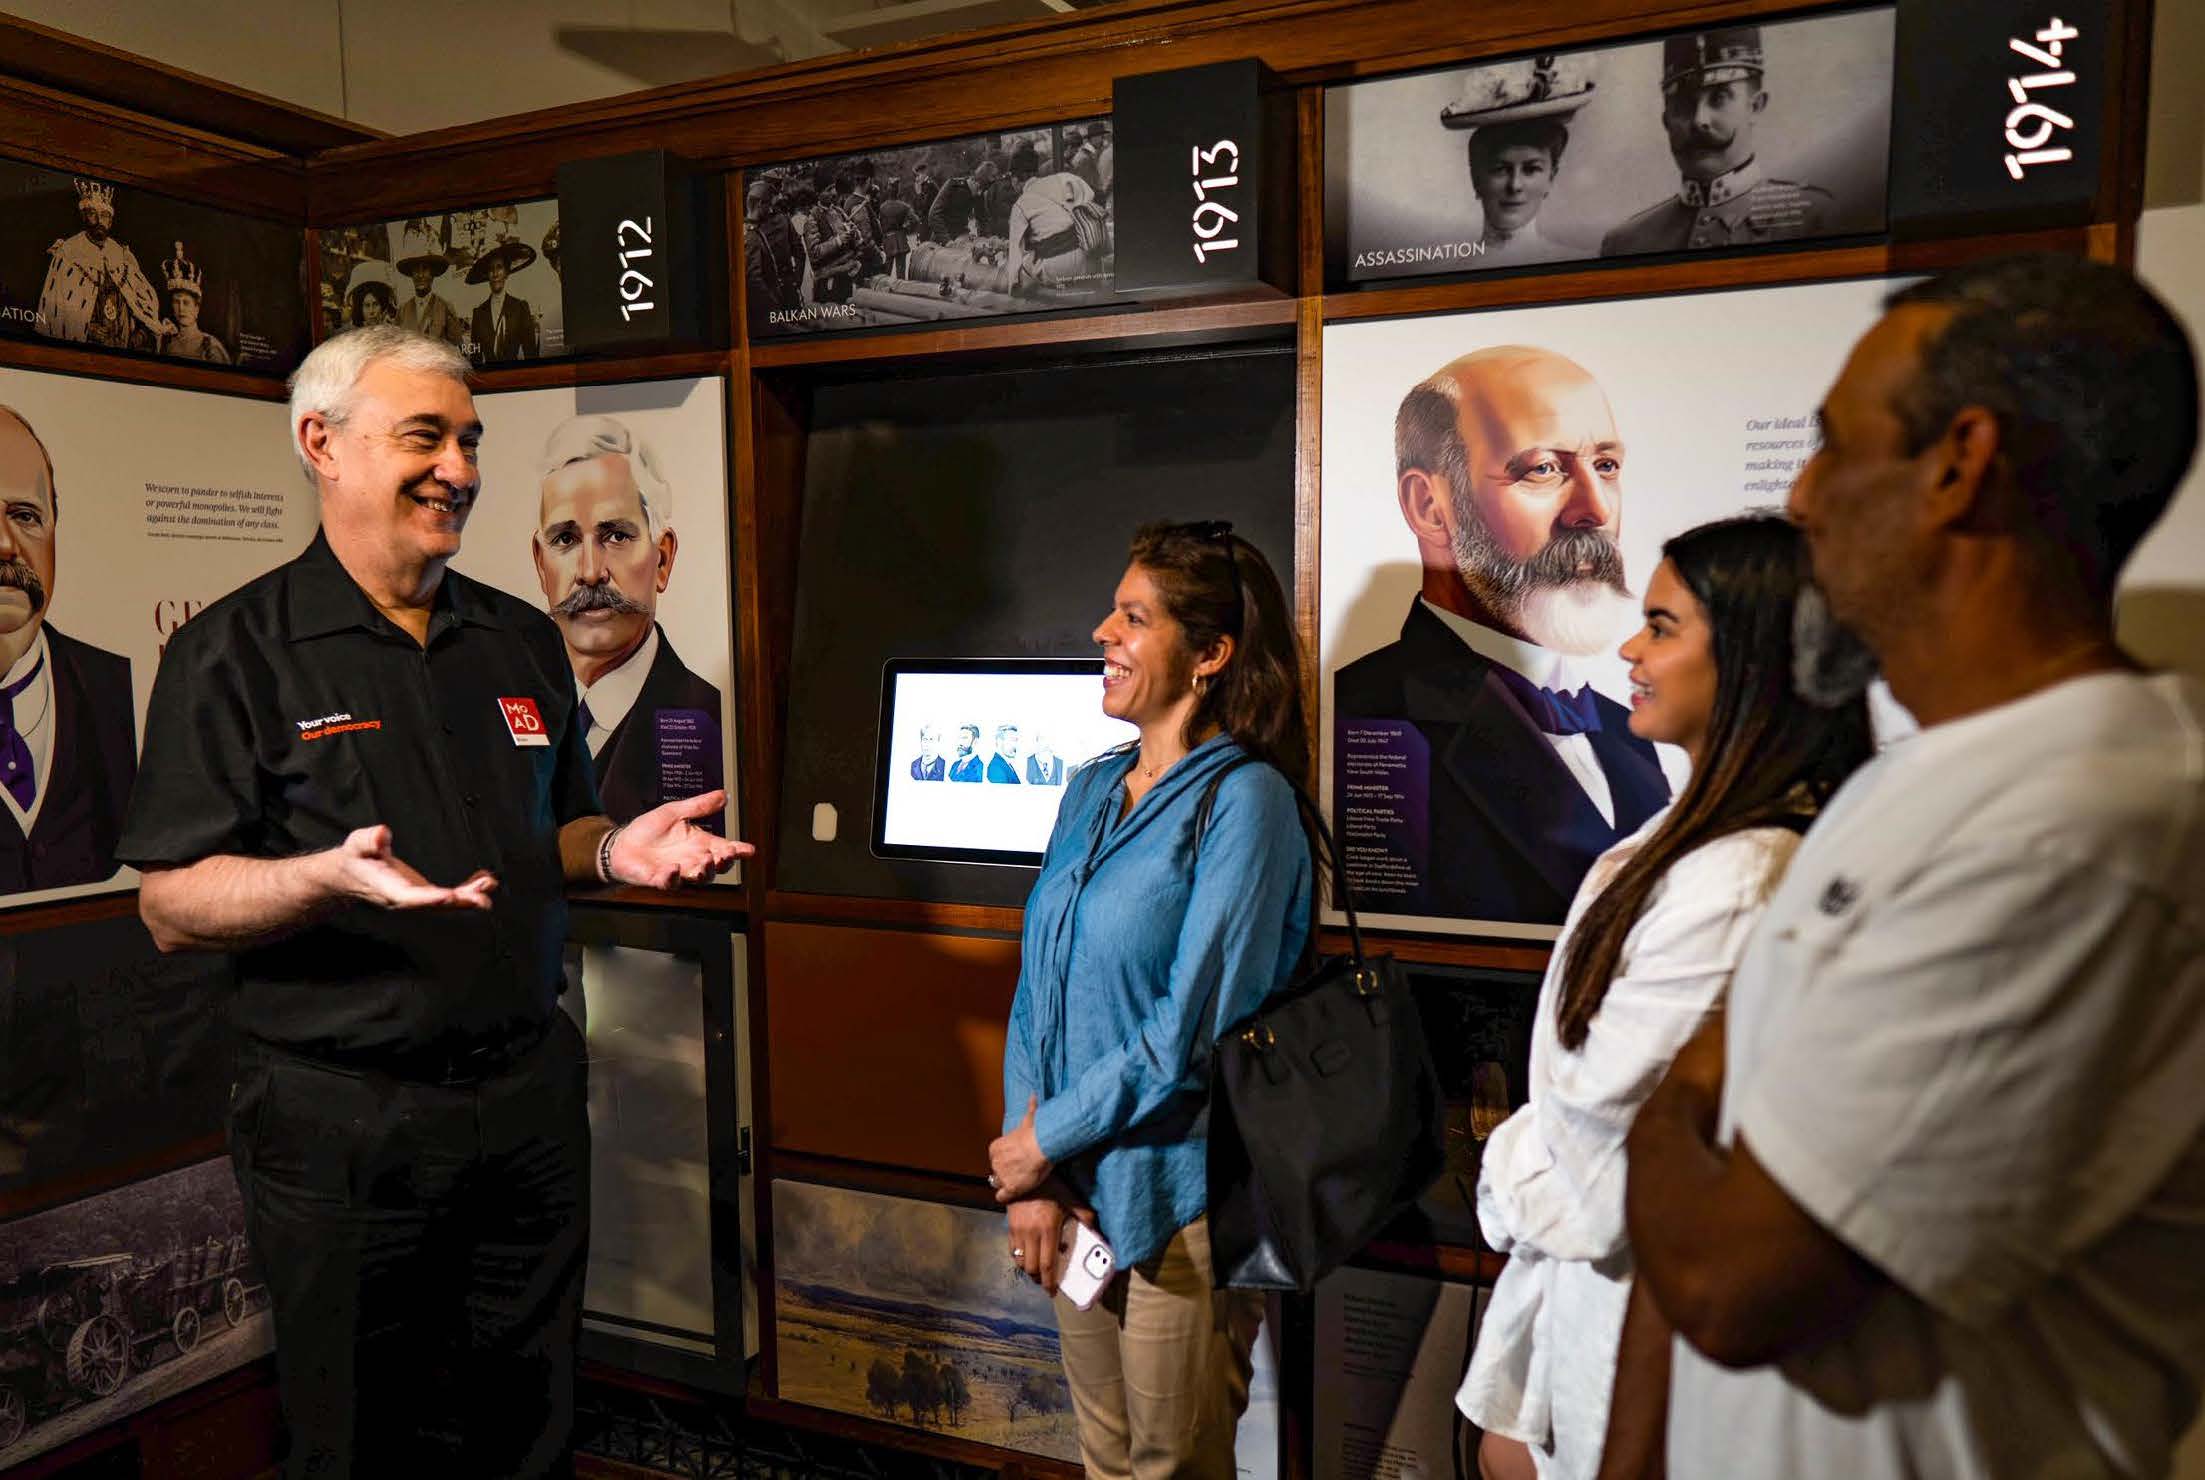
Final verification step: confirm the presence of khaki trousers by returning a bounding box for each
[1054,1217,1264,1480]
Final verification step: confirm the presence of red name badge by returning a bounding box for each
[499,696,551,747]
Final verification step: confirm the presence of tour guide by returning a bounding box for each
[117,325,749,1477]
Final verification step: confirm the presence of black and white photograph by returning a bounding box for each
[1325,7,1894,284]
[1320,277,1901,938]
[744,118,1120,337]
[0,162,309,372]
[0,1159,271,1469]
[316,199,566,364]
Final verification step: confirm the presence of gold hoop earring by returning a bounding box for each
[1192,673,1208,698]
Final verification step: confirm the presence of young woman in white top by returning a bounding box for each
[1459,514,1875,1480]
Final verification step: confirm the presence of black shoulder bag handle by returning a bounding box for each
[1190,755,1445,1290]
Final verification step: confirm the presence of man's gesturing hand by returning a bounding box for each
[607,790,754,889]
[326,825,497,911]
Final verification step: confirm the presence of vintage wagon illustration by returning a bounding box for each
[0,1237,263,1448]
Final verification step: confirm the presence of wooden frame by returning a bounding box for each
[0,0,2160,1468]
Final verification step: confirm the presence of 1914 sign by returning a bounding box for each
[1112,60,1295,300]
[1890,0,2109,235]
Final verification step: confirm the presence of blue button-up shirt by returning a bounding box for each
[1004,733,1312,1267]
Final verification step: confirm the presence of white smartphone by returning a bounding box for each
[1056,1217,1117,1311]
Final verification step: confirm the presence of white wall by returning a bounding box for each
[2,0,895,135]
[2132,9,2205,1468]
[4,0,347,117]
[2123,0,2205,688]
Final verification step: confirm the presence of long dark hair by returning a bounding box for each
[1555,514,1873,1049]
[1125,520,1311,791]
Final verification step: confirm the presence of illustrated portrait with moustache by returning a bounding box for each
[0,405,138,895]
[532,413,725,829]
[1332,346,1671,926]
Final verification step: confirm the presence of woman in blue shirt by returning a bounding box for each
[987,520,1313,1480]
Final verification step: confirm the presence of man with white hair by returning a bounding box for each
[116,326,749,1477]
[1333,345,1670,925]
[532,413,724,827]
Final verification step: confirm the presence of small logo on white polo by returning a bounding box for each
[1818,877,1861,916]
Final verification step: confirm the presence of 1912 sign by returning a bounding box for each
[1113,60,1294,300]
[555,152,722,353]
[614,216,656,322]
[1890,0,2108,235]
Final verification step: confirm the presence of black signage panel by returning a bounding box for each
[1890,0,2109,235]
[1111,59,1295,300]
[556,151,724,354]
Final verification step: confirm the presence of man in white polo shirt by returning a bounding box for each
[1622,254,2205,1478]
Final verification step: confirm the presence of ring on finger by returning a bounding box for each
[1011,1247,1024,1259]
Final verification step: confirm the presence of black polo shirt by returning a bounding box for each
[117,530,601,1076]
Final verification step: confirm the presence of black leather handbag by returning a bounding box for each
[1192,758,1447,1292]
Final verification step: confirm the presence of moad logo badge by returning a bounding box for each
[499,696,550,747]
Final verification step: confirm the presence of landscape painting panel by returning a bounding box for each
[772,1180,1075,1460]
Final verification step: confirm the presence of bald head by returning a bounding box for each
[1395,345,1630,650]
[0,407,56,515]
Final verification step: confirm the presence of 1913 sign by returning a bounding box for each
[1112,60,1295,300]
[556,151,724,354]
[1889,0,2110,235]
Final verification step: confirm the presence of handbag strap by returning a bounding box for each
[1190,753,1369,967]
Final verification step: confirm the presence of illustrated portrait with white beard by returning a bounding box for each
[1331,344,1673,928]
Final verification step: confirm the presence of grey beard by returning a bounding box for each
[1447,506,1633,654]
[1792,582,1880,706]
[552,582,648,619]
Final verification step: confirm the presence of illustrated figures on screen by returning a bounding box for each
[909,725,946,780]
[986,724,1023,784]
[948,723,984,782]
[1025,735,1064,786]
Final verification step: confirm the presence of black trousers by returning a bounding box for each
[229,1013,590,1479]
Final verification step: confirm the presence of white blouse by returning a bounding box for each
[1456,810,1800,1479]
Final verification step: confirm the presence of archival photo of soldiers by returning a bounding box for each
[1324,8,1893,284]
[1318,277,1899,938]
[0,163,309,372]
[0,1159,271,1468]
[316,198,566,365]
[744,117,1119,337]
